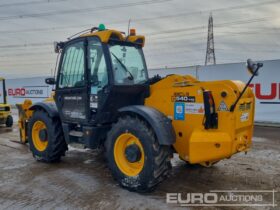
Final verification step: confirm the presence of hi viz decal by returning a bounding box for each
[185,103,204,114]
[174,102,205,120]
[174,103,185,120]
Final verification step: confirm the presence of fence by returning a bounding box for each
[2,59,279,123]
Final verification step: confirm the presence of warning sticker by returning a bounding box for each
[90,94,98,109]
[174,102,185,120]
[218,100,229,111]
[240,112,249,122]
[185,103,205,114]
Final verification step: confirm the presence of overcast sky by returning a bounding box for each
[0,0,279,78]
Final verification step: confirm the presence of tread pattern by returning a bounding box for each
[105,116,172,192]
[5,115,13,127]
[29,110,67,162]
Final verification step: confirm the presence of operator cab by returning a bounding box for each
[47,25,149,125]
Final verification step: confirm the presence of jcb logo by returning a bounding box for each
[249,83,280,100]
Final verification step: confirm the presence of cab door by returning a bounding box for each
[55,38,89,123]
[87,37,111,123]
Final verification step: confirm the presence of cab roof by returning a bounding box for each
[80,29,145,47]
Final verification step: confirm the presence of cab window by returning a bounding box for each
[109,44,148,85]
[88,39,108,94]
[59,41,85,88]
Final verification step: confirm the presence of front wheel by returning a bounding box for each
[5,115,13,127]
[28,110,67,162]
[105,116,172,192]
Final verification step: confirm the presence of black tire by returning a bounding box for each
[28,110,67,162]
[105,116,172,192]
[5,115,13,127]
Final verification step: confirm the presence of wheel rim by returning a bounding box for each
[32,120,48,152]
[114,133,145,176]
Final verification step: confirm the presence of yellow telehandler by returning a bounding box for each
[17,24,262,192]
[0,77,13,127]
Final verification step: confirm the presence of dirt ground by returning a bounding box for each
[0,116,279,210]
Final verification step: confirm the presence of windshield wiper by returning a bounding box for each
[111,52,134,80]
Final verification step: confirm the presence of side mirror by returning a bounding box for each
[230,59,263,112]
[246,59,263,76]
[45,77,55,85]
[54,41,64,53]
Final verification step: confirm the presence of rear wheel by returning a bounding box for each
[105,116,172,192]
[28,110,67,162]
[5,115,13,127]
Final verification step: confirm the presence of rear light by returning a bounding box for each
[203,91,218,129]
[208,91,215,113]
[130,28,136,36]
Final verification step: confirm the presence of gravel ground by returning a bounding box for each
[0,116,279,210]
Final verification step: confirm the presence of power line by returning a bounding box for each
[0,0,171,21]
[0,16,274,49]
[0,0,68,8]
[133,0,280,23]
[147,14,278,38]
[0,50,53,58]
[1,45,279,61]
[0,0,277,33]
[1,61,54,67]
[147,16,273,37]
[0,17,278,49]
[0,42,52,49]
[148,29,280,44]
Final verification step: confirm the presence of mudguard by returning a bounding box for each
[29,102,59,118]
[119,105,176,145]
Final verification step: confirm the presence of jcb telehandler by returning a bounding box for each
[0,77,13,127]
[17,24,262,192]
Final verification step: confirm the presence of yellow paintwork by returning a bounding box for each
[127,35,145,47]
[17,97,53,143]
[16,28,255,167]
[32,120,48,151]
[0,77,12,125]
[145,74,254,165]
[17,74,255,166]
[44,92,55,102]
[113,133,145,176]
[81,29,145,47]
[0,103,11,123]
[17,99,33,143]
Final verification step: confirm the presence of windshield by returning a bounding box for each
[109,44,148,85]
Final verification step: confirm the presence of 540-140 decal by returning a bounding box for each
[175,96,196,103]
[171,92,196,103]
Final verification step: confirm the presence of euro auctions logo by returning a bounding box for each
[8,86,49,98]
[166,190,277,207]
[249,83,280,104]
